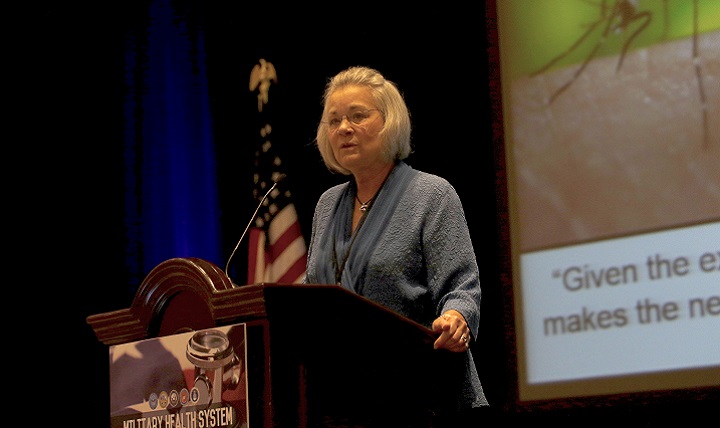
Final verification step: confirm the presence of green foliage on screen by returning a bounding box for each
[499,0,720,80]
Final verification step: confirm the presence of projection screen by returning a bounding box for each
[495,0,720,403]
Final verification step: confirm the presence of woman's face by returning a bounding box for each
[324,85,386,175]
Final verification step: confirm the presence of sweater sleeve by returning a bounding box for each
[420,176,483,337]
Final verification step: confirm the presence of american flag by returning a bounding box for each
[246,59,307,284]
[247,136,307,284]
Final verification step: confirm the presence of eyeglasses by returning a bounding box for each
[322,109,380,131]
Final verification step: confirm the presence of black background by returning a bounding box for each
[26,1,716,426]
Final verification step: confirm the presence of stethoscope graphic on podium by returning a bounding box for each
[186,329,243,408]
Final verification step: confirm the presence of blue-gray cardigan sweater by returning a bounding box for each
[305,161,488,411]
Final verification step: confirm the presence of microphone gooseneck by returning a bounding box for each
[224,174,285,279]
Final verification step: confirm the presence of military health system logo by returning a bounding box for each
[148,388,199,410]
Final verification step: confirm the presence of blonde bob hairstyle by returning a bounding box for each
[315,66,412,175]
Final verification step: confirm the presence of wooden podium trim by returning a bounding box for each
[87,257,235,345]
[88,257,435,347]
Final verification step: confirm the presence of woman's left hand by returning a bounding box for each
[431,310,471,352]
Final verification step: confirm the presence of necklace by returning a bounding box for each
[355,195,372,212]
[333,169,393,284]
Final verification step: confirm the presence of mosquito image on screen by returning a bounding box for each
[530,0,712,148]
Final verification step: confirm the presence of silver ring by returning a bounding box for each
[461,334,467,342]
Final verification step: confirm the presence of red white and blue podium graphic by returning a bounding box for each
[109,323,249,428]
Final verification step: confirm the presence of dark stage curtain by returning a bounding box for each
[121,0,222,287]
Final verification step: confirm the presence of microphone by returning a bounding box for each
[224,173,286,278]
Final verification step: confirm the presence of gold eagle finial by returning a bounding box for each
[249,58,277,112]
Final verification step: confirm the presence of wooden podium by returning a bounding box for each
[87,257,455,427]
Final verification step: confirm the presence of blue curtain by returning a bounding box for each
[122,0,221,287]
